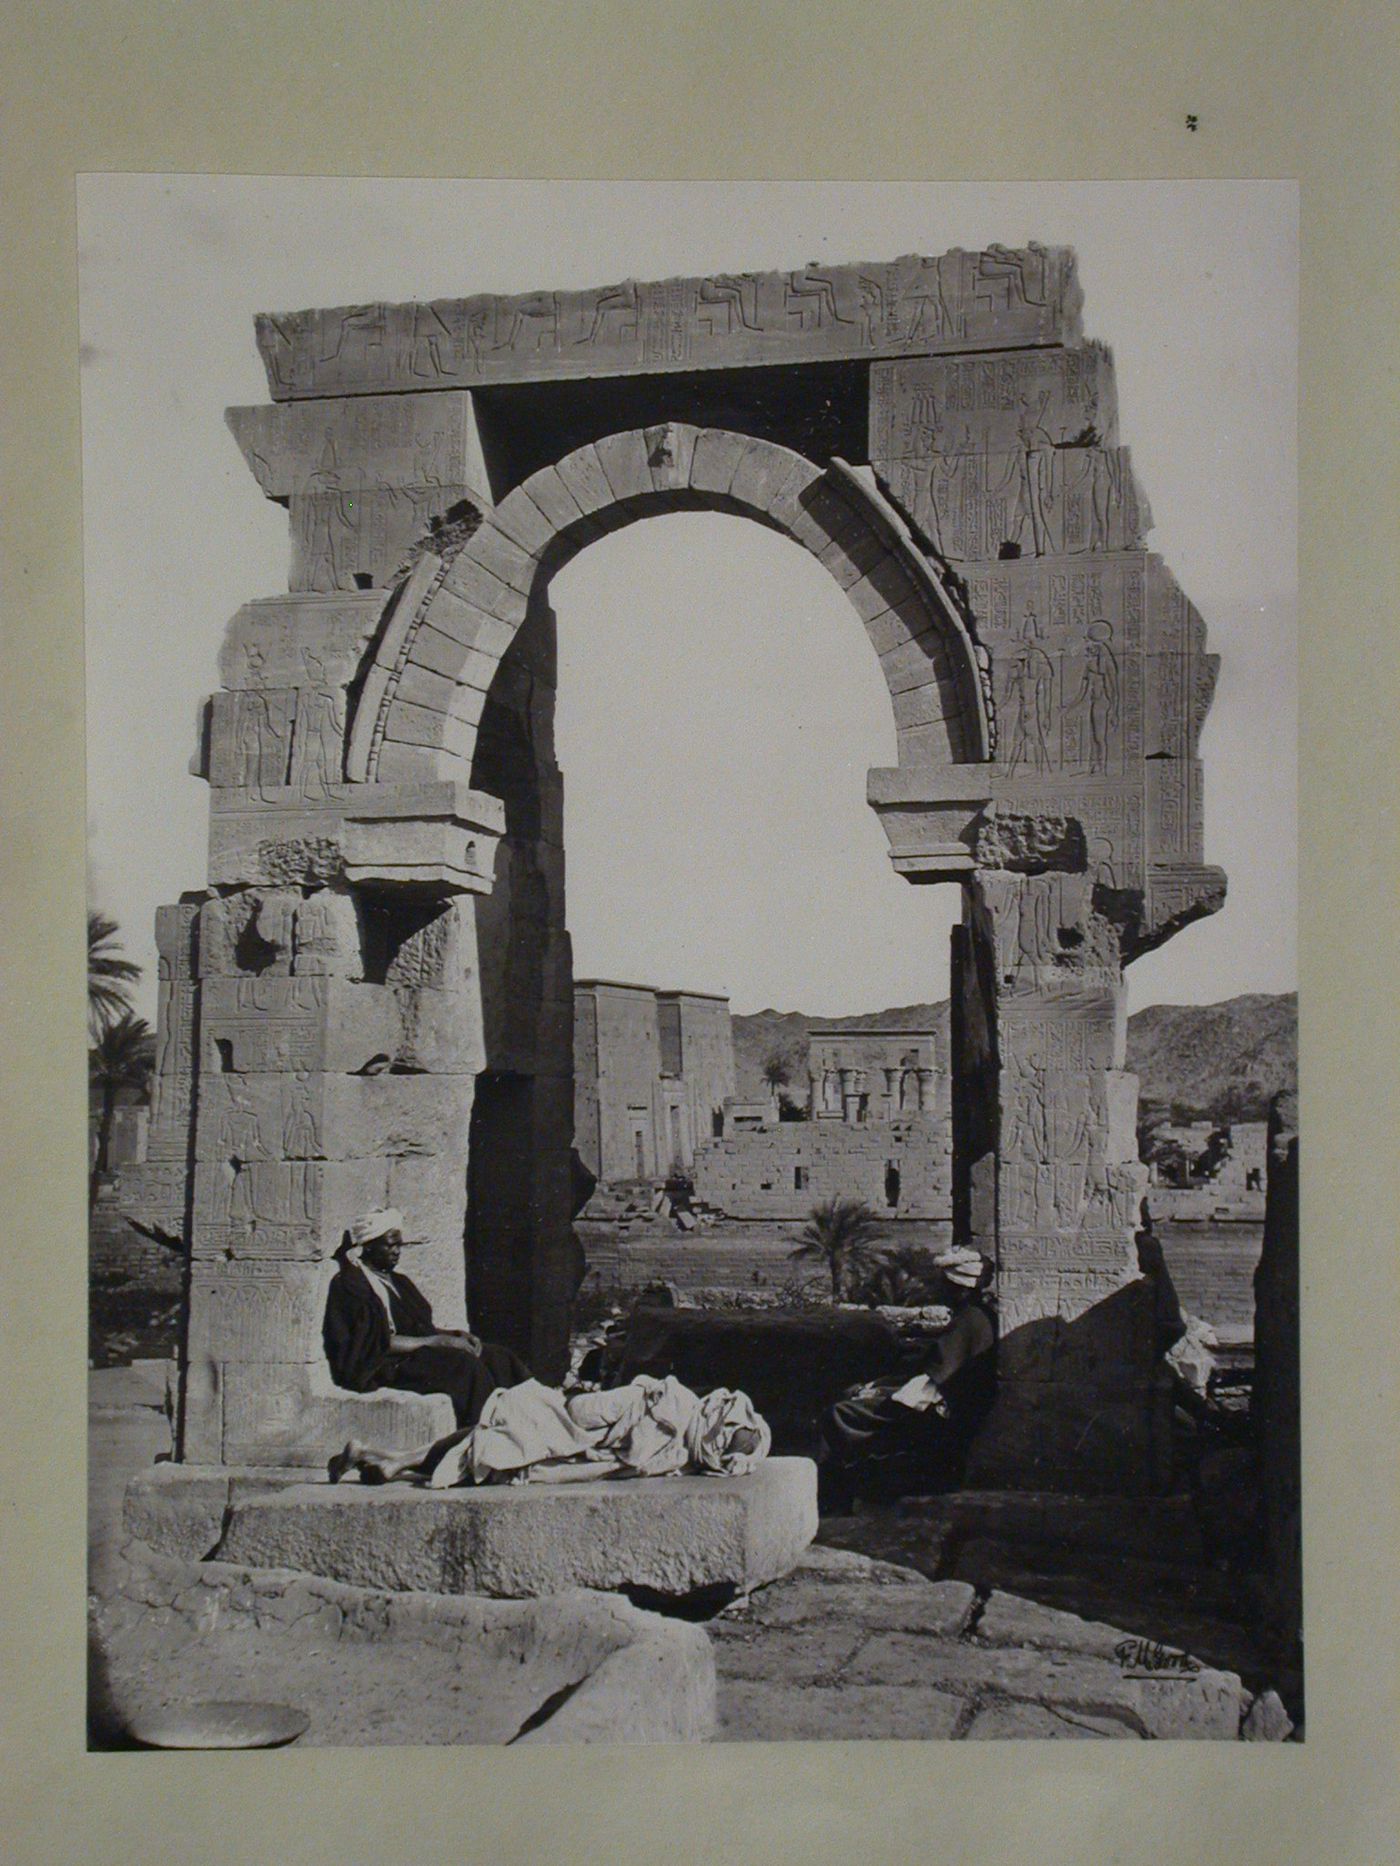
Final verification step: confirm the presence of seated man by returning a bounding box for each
[323,1208,531,1429]
[817,1246,997,1513]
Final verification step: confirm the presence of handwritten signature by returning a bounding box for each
[1114,1638,1201,1675]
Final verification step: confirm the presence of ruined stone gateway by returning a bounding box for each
[127,247,1225,1490]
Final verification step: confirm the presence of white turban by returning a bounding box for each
[350,1208,405,1247]
[934,1247,987,1289]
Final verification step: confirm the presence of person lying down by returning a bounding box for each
[328,1373,770,1489]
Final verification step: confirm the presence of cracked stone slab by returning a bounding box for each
[91,1549,715,1746]
[711,1547,1250,1740]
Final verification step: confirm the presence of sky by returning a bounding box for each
[79,177,1297,1022]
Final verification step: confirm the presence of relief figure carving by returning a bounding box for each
[290,649,347,800]
[857,276,886,348]
[1002,610,1055,775]
[1066,620,1120,774]
[281,1073,321,1159]
[897,255,960,342]
[234,692,290,798]
[1088,448,1124,551]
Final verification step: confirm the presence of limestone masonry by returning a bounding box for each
[122,244,1224,1488]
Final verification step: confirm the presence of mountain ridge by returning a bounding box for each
[732,991,1297,1125]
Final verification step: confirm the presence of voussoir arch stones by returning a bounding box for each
[344,427,994,790]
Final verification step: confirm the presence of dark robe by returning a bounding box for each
[322,1261,531,1429]
[818,1298,998,1506]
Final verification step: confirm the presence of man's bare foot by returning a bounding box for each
[327,1441,363,1484]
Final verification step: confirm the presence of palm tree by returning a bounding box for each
[762,1048,792,1104]
[789,1197,889,1302]
[88,910,141,1039]
[90,1012,154,1203]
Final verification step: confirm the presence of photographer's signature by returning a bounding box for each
[1114,1637,1201,1675]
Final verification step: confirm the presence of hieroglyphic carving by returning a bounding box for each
[200,975,331,1074]
[253,248,1081,400]
[492,291,560,354]
[187,1262,327,1363]
[218,595,382,694]
[1061,621,1120,775]
[870,344,1116,460]
[1000,611,1056,775]
[696,274,762,336]
[288,649,348,800]
[784,268,855,331]
[573,282,640,348]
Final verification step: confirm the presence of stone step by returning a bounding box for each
[128,1456,818,1600]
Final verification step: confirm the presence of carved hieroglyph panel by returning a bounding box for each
[218,594,384,693]
[876,446,1149,562]
[194,1071,473,1166]
[198,976,401,1075]
[870,344,1119,459]
[254,248,1082,398]
[227,391,489,500]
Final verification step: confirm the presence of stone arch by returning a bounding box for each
[344,426,992,789]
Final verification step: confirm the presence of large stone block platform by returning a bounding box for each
[126,1456,818,1599]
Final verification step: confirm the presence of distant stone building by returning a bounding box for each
[572,980,736,1185]
[693,1025,953,1221]
[807,1027,939,1123]
[1146,1120,1267,1217]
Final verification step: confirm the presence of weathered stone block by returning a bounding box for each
[219,1365,455,1467]
[198,976,402,1075]
[178,1358,224,1465]
[392,985,486,1074]
[458,525,536,597]
[342,811,495,892]
[292,887,362,975]
[186,1261,332,1362]
[592,429,653,506]
[227,391,490,502]
[190,1156,392,1260]
[212,1457,817,1596]
[95,1541,717,1745]
[197,889,301,976]
[217,593,384,692]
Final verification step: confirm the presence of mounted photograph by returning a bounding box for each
[82,178,1299,1748]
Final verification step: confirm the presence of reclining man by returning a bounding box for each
[323,1208,532,1429]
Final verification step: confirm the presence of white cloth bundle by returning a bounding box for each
[428,1375,770,1488]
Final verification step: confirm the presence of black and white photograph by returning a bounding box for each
[79,177,1301,1750]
